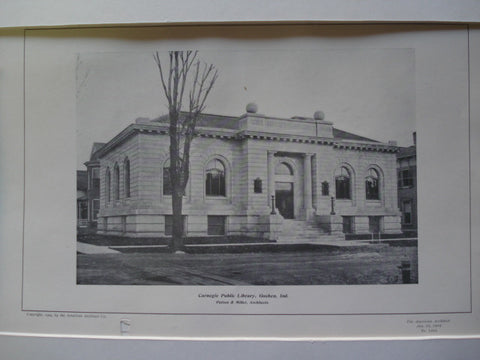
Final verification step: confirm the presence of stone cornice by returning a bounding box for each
[95,124,140,158]
[96,122,397,158]
[84,159,100,167]
[236,130,334,145]
[333,140,398,153]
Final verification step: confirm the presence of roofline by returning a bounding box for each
[84,159,100,167]
[94,120,397,159]
[95,124,139,158]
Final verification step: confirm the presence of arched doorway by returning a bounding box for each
[275,161,295,219]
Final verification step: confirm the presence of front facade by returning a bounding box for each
[92,105,402,241]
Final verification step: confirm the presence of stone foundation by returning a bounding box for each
[96,212,402,239]
[353,216,370,234]
[315,214,344,236]
[382,215,403,234]
[97,213,283,240]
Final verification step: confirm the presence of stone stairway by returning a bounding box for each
[277,219,345,243]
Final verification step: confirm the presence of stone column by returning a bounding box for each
[266,151,281,240]
[267,151,276,205]
[303,153,314,219]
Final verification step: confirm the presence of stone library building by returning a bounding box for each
[83,104,403,242]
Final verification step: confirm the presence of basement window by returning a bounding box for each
[207,216,226,235]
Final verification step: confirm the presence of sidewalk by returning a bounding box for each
[77,237,417,254]
[77,242,120,254]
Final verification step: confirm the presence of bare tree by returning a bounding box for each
[154,51,219,252]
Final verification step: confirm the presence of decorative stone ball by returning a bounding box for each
[246,103,258,113]
[313,110,325,120]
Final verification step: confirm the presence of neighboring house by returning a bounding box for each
[90,104,402,241]
[76,170,88,227]
[83,142,104,228]
[397,133,417,235]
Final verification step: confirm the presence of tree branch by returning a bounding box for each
[153,52,171,104]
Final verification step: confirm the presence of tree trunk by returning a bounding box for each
[171,186,184,252]
[153,51,218,253]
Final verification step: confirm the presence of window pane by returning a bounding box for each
[106,169,111,202]
[369,216,381,233]
[208,216,226,235]
[403,201,412,224]
[92,199,100,220]
[335,167,351,199]
[336,177,350,199]
[219,173,226,195]
[366,173,379,200]
[114,165,120,200]
[399,169,413,187]
[124,160,130,198]
[206,159,225,196]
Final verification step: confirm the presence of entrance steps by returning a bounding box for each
[277,219,345,243]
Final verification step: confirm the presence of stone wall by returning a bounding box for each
[97,128,402,237]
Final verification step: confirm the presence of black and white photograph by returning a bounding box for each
[75,47,418,286]
[16,24,474,338]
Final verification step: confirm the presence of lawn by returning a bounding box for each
[77,245,418,285]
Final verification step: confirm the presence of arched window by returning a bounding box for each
[335,166,351,200]
[105,167,111,203]
[365,168,380,200]
[275,162,293,175]
[124,158,130,198]
[206,158,226,196]
[163,159,172,195]
[114,163,120,200]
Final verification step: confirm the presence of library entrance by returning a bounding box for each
[275,182,294,219]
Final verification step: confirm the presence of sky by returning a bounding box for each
[76,48,415,169]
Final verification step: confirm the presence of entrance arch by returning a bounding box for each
[275,161,295,219]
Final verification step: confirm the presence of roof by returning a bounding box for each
[90,142,106,161]
[332,128,379,143]
[397,145,416,159]
[94,111,396,159]
[77,170,88,191]
[152,112,380,142]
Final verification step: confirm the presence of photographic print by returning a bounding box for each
[19,24,474,338]
[75,47,418,286]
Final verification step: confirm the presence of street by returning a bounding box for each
[77,244,418,285]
